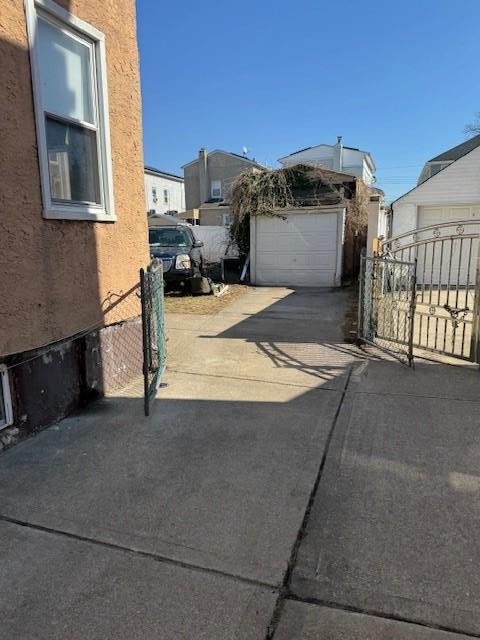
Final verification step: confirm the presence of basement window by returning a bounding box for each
[0,366,13,431]
[25,0,115,221]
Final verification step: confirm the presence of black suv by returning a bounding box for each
[148,225,205,290]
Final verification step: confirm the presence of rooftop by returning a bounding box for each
[428,135,480,163]
[144,166,184,181]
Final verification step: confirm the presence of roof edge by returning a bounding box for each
[181,149,264,169]
[144,166,184,181]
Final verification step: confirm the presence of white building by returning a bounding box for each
[278,137,376,185]
[144,166,185,216]
[391,136,480,238]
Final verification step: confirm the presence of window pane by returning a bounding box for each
[37,17,94,123]
[46,116,101,204]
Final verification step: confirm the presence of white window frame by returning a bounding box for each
[25,0,115,222]
[163,189,169,205]
[0,366,14,431]
[211,180,222,199]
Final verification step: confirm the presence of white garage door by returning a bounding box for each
[252,211,342,287]
[418,205,480,228]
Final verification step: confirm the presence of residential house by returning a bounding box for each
[278,137,376,186]
[182,148,263,226]
[144,166,185,217]
[417,135,480,185]
[391,136,480,238]
[0,0,149,444]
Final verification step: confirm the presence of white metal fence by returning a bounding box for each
[192,226,238,263]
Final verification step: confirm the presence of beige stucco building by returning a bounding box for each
[0,0,149,442]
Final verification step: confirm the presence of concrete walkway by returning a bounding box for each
[1,287,480,638]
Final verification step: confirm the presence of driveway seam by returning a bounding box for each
[265,366,353,640]
[166,368,343,393]
[285,594,480,639]
[350,389,480,404]
[0,513,278,592]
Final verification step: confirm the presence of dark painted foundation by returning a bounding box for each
[1,317,143,452]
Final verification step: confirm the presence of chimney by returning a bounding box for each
[334,136,343,172]
[198,148,209,204]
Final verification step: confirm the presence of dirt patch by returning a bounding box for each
[343,286,359,343]
[164,285,249,315]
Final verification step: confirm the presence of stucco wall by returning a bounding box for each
[184,152,259,209]
[0,0,149,356]
[184,163,201,210]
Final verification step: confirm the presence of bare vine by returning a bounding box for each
[230,164,371,256]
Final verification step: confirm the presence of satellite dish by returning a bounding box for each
[242,146,248,157]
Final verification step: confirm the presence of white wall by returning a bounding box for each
[279,145,373,184]
[192,226,238,263]
[392,145,480,237]
[144,172,185,215]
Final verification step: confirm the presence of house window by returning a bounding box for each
[163,189,169,205]
[211,180,222,199]
[0,366,13,431]
[152,186,158,203]
[25,0,115,221]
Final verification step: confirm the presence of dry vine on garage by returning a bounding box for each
[229,164,370,259]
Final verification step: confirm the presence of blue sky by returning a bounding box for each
[137,0,480,201]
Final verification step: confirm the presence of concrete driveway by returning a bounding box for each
[1,287,480,638]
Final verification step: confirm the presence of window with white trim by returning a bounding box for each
[163,189,169,205]
[25,0,115,221]
[0,366,13,431]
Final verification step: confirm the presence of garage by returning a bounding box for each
[249,207,346,287]
[418,204,480,228]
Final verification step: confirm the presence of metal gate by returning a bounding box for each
[379,220,480,362]
[358,255,416,364]
[140,260,165,416]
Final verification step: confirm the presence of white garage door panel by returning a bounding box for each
[257,232,334,252]
[418,205,480,227]
[253,211,342,287]
[261,269,336,286]
[257,251,336,269]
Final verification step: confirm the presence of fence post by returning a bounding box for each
[470,254,480,365]
[407,259,417,367]
[140,267,150,417]
[357,255,365,344]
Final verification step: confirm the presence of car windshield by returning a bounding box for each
[149,228,190,247]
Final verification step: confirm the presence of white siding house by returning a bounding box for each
[391,142,480,238]
[278,138,376,185]
[144,166,185,216]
